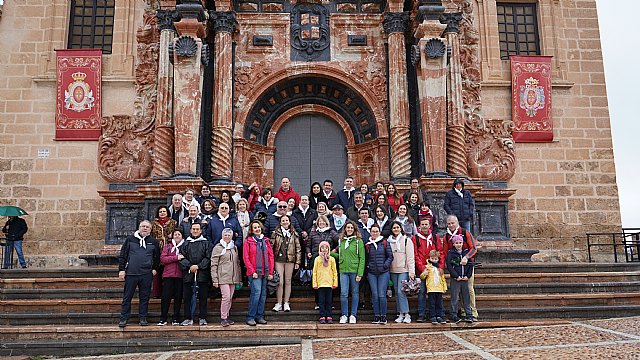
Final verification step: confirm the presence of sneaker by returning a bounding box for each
[379,316,387,325]
[403,314,411,324]
[118,319,127,328]
[272,303,282,312]
[171,320,180,326]
[372,316,380,324]
[326,317,333,324]
[437,317,447,324]
[246,319,256,326]
[199,319,208,326]
[319,317,326,324]
[451,317,461,324]
[283,302,291,312]
[221,319,229,327]
[472,317,479,322]
[139,318,148,326]
[431,317,438,325]
[339,315,348,324]
[417,315,427,323]
[157,320,167,326]
[464,316,473,323]
[349,315,357,324]
[314,304,320,310]
[227,318,235,325]
[395,315,405,323]
[256,318,267,325]
[180,319,193,326]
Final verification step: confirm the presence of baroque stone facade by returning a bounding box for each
[0,0,621,265]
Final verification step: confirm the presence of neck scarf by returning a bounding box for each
[333,214,347,229]
[218,213,229,226]
[376,216,388,229]
[455,188,464,198]
[171,238,184,255]
[299,205,308,216]
[134,231,146,248]
[237,211,250,227]
[317,226,330,233]
[343,235,356,250]
[447,225,461,237]
[157,217,170,226]
[281,227,291,238]
[366,235,383,250]
[430,262,441,286]
[219,238,235,256]
[416,231,433,248]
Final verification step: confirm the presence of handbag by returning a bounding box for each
[267,270,280,295]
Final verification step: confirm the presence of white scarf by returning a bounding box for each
[281,227,291,238]
[218,213,229,226]
[396,216,408,225]
[447,225,461,237]
[366,235,383,250]
[343,187,354,198]
[262,197,276,207]
[298,205,308,216]
[416,232,433,247]
[323,190,333,198]
[237,211,250,227]
[171,238,184,255]
[376,216,388,229]
[455,188,464,198]
[134,231,146,248]
[430,262,440,286]
[388,234,400,244]
[187,235,206,242]
[317,226,330,233]
[219,238,235,256]
[343,235,356,250]
[333,214,347,229]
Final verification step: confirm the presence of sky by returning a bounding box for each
[596,0,640,227]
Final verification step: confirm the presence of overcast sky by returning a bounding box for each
[596,0,640,227]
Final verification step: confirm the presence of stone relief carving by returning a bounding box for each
[290,3,331,61]
[345,65,387,109]
[98,1,160,182]
[450,0,516,180]
[234,61,271,105]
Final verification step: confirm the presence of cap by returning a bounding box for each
[332,204,344,210]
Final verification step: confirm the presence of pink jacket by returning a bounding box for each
[243,235,275,277]
[160,243,183,278]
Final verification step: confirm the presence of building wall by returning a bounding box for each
[0,0,145,266]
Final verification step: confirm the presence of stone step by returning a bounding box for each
[0,267,117,279]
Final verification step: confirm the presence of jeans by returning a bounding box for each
[339,272,359,317]
[390,272,410,313]
[450,278,472,319]
[317,287,333,318]
[3,240,26,268]
[160,277,183,322]
[247,276,267,321]
[120,273,153,320]
[367,272,390,317]
[461,220,471,234]
[428,292,445,318]
[183,281,210,321]
[417,278,427,317]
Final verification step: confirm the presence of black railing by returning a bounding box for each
[586,228,640,263]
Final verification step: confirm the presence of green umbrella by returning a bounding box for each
[0,206,29,217]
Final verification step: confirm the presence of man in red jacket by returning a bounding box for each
[443,215,478,321]
[273,177,301,204]
[412,217,444,322]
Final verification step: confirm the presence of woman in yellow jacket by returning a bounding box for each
[421,249,448,324]
[312,241,338,324]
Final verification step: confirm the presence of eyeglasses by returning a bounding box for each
[278,205,288,208]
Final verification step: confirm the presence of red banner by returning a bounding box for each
[55,49,102,140]
[511,55,553,142]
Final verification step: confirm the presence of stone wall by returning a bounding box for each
[0,0,145,266]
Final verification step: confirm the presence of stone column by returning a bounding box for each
[210,12,237,181]
[154,9,177,178]
[171,1,206,175]
[383,12,412,181]
[413,0,448,176]
[441,12,468,178]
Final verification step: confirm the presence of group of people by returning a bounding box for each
[117,176,478,327]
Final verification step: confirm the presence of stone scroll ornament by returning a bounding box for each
[450,0,516,181]
[98,0,160,182]
[511,55,553,142]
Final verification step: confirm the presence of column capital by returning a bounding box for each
[417,0,445,23]
[210,11,238,34]
[156,9,179,31]
[383,12,409,36]
[440,12,463,34]
[176,0,207,22]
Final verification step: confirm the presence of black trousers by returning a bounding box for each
[120,273,153,321]
[318,287,333,318]
[183,281,210,320]
[160,277,183,322]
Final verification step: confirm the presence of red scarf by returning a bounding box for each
[156,216,171,226]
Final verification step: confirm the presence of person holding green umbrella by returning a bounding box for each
[1,206,29,269]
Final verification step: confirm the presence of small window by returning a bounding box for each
[67,0,115,54]
[497,3,541,60]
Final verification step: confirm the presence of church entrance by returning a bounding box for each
[273,114,348,194]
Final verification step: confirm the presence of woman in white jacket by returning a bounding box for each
[388,221,415,323]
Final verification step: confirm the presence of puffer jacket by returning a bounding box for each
[388,234,415,277]
[160,242,184,278]
[443,178,475,222]
[306,227,340,257]
[312,244,338,288]
[364,236,393,275]
[424,262,447,293]
[210,242,242,285]
[271,226,302,265]
[178,236,213,283]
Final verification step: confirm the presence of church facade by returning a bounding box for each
[0,0,621,266]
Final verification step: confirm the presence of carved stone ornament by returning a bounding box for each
[156,9,179,31]
[291,3,330,60]
[411,44,420,65]
[174,36,198,57]
[418,0,445,22]
[176,0,206,22]
[425,38,446,58]
[201,43,210,66]
[383,12,409,35]
[211,11,238,34]
[440,12,463,34]
[168,43,174,64]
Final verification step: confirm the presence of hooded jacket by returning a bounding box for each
[447,247,474,279]
[444,178,475,222]
[388,234,416,277]
[312,243,338,288]
[179,235,213,283]
[273,186,301,204]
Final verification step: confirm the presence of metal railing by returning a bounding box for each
[586,228,640,263]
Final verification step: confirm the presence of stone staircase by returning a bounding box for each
[1,263,639,356]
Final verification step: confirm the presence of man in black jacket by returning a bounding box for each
[179,222,213,326]
[118,220,160,327]
[443,178,475,234]
[2,216,28,269]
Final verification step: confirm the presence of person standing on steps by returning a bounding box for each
[2,215,28,269]
[336,221,365,324]
[118,220,160,328]
[179,222,213,326]
[444,178,475,234]
[244,220,274,326]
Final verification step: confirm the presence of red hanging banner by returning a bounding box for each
[510,55,553,142]
[55,49,102,140]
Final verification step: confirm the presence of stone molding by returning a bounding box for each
[382,12,409,35]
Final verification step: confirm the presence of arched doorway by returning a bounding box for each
[273,114,348,193]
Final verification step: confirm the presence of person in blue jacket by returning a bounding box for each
[364,223,393,325]
[205,202,243,248]
[446,235,474,323]
[443,178,475,234]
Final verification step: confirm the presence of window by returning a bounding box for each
[67,0,115,54]
[497,3,541,60]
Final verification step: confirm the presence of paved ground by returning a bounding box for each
[6,317,640,360]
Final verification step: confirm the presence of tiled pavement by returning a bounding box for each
[22,317,640,360]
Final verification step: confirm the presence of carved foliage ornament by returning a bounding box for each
[440,12,463,34]
[411,44,420,65]
[156,9,179,31]
[211,11,238,34]
[291,3,330,60]
[383,12,409,35]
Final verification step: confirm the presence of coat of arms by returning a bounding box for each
[64,72,95,112]
[519,77,545,117]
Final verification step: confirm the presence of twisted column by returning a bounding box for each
[442,12,468,177]
[210,12,237,181]
[384,12,412,180]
